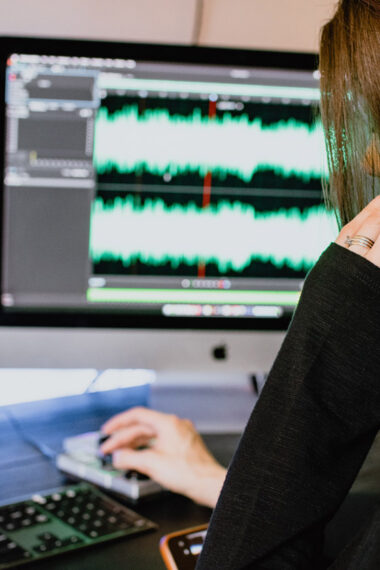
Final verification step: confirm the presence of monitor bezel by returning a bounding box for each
[0,35,319,332]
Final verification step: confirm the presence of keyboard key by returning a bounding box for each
[35,514,49,523]
[25,506,36,515]
[89,530,99,538]
[63,535,83,546]
[117,520,133,530]
[78,523,89,533]
[86,524,115,537]
[4,522,16,531]
[38,532,57,542]
[33,543,49,553]
[135,519,147,527]
[32,494,47,504]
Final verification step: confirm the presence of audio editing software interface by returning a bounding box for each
[1,50,337,319]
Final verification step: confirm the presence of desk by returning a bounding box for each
[0,387,244,570]
[2,386,380,568]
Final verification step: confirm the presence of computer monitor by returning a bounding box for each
[0,36,337,375]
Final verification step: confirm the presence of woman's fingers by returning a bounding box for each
[112,448,155,478]
[101,406,170,434]
[336,196,380,248]
[100,424,155,454]
[336,196,380,266]
[365,236,380,268]
[345,212,380,256]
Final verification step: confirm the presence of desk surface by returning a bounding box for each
[0,387,244,570]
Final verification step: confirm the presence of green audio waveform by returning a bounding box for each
[93,105,327,182]
[90,195,337,273]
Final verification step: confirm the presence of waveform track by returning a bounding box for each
[90,195,337,273]
[93,105,326,182]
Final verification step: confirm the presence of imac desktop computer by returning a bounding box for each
[0,36,337,385]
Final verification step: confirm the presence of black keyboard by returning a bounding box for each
[0,482,157,568]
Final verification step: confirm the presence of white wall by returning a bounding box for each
[0,0,198,44]
[199,0,337,52]
[0,0,337,52]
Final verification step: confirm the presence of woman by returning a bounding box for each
[103,1,380,566]
[195,1,380,568]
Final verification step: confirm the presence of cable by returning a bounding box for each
[192,0,204,45]
[2,408,58,462]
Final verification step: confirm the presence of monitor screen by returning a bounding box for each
[0,37,337,331]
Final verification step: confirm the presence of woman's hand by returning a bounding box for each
[335,195,380,265]
[100,407,226,508]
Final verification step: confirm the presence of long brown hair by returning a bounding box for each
[319,0,380,226]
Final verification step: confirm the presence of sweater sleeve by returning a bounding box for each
[196,243,380,570]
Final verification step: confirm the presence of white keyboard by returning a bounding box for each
[56,431,162,501]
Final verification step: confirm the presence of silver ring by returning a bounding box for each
[345,235,375,249]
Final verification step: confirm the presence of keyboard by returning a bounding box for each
[57,430,162,501]
[0,482,157,569]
